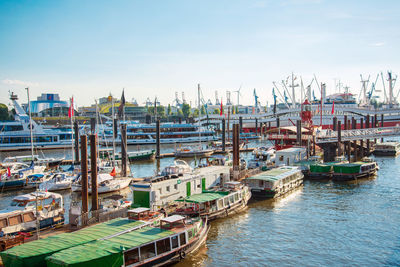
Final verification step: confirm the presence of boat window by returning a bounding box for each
[23,212,35,222]
[188,229,194,239]
[10,201,26,207]
[171,235,179,249]
[0,218,8,228]
[139,243,156,260]
[229,195,234,203]
[234,193,239,201]
[179,232,186,246]
[259,180,263,187]
[166,186,170,192]
[174,184,178,190]
[124,248,139,265]
[156,238,171,255]
[9,215,22,226]
[218,199,223,209]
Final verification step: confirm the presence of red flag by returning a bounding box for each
[68,97,74,118]
[220,99,223,116]
[7,167,11,177]
[316,104,320,114]
[331,101,335,114]
[110,167,116,177]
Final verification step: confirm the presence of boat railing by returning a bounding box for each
[71,207,129,229]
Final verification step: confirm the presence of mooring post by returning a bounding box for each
[239,117,243,134]
[156,119,161,158]
[74,121,80,163]
[296,120,302,146]
[121,124,127,177]
[90,134,99,213]
[381,114,384,142]
[255,118,258,136]
[276,117,280,128]
[374,114,378,144]
[337,121,342,156]
[333,117,337,131]
[360,118,364,157]
[80,135,89,223]
[222,118,226,152]
[90,118,96,134]
[232,124,240,180]
[312,135,316,156]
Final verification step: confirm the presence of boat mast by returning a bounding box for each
[70,97,74,164]
[25,87,34,161]
[198,84,201,149]
[112,96,116,167]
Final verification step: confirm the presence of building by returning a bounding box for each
[24,93,70,117]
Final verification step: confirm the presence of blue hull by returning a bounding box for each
[0,178,26,189]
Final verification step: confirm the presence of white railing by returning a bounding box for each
[315,126,400,143]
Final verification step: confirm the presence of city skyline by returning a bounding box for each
[1,0,399,107]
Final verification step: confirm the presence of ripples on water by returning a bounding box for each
[1,141,400,266]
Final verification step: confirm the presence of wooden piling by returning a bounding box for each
[239,117,243,134]
[156,119,161,158]
[222,118,226,152]
[333,117,337,131]
[255,118,258,136]
[296,120,302,146]
[381,114,384,142]
[113,119,118,139]
[338,121,342,156]
[232,124,240,180]
[80,135,89,214]
[90,134,98,212]
[90,118,96,134]
[73,121,80,163]
[121,124,127,177]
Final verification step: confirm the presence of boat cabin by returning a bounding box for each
[128,208,162,222]
[275,147,307,166]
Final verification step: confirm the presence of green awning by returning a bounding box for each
[0,218,146,267]
[46,227,175,267]
[176,191,229,204]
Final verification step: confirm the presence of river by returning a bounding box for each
[1,142,400,266]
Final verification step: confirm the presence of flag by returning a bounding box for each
[316,104,320,114]
[331,101,335,114]
[220,99,223,116]
[7,167,11,177]
[118,89,126,119]
[110,167,116,177]
[68,97,74,118]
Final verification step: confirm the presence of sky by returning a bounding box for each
[0,0,399,108]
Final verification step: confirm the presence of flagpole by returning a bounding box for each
[70,97,75,164]
[112,96,116,167]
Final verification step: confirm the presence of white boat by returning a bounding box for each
[373,141,400,156]
[175,146,214,158]
[0,191,64,235]
[39,173,75,191]
[2,155,64,168]
[0,162,46,189]
[160,160,193,177]
[71,173,132,194]
[25,173,54,189]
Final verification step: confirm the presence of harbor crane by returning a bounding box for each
[253,89,260,110]
[226,91,232,105]
[215,91,219,105]
[181,92,187,104]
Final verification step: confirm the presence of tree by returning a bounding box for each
[193,109,199,117]
[167,104,172,115]
[213,109,220,114]
[181,103,191,118]
[0,103,10,121]
[177,109,184,117]
[235,106,239,114]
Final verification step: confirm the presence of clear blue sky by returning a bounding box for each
[0,0,399,107]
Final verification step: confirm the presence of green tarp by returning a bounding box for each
[46,227,175,267]
[309,164,332,173]
[0,218,145,267]
[333,163,361,174]
[175,191,228,204]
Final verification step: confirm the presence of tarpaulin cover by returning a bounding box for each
[0,218,145,267]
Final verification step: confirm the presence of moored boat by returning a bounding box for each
[373,141,400,156]
[332,158,378,181]
[39,172,75,191]
[245,166,304,198]
[175,181,251,221]
[45,215,209,267]
[71,174,132,194]
[0,191,64,236]
[175,146,213,158]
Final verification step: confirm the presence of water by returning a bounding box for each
[1,141,400,266]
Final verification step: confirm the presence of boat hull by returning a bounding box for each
[0,178,26,189]
[332,169,377,181]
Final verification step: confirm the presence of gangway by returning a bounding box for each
[315,126,400,143]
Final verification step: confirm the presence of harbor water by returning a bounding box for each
[1,142,400,266]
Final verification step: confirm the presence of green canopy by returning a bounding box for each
[176,191,229,204]
[46,227,174,267]
[0,218,146,267]
[246,167,299,182]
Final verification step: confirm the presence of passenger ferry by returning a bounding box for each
[175,181,251,221]
[245,166,304,198]
[373,141,400,156]
[0,93,73,152]
[0,191,64,235]
[45,215,209,267]
[99,121,217,146]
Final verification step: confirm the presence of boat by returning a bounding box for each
[132,163,230,211]
[100,194,132,212]
[25,173,54,189]
[0,217,153,267]
[175,181,251,221]
[0,162,46,190]
[306,156,347,180]
[71,173,132,194]
[175,146,214,158]
[373,141,400,156]
[292,155,322,175]
[248,147,276,170]
[245,166,304,198]
[332,158,378,181]
[39,172,75,191]
[0,93,73,152]
[45,215,209,267]
[127,207,164,225]
[99,121,217,146]
[275,147,307,167]
[0,191,64,236]
[100,149,156,161]
[2,155,64,168]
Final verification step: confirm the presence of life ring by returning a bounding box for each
[179,250,186,259]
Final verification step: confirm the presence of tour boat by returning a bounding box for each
[0,191,64,235]
[175,181,251,221]
[45,215,209,267]
[373,141,400,156]
[71,173,132,194]
[245,166,304,198]
[332,158,378,181]
[39,172,75,191]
